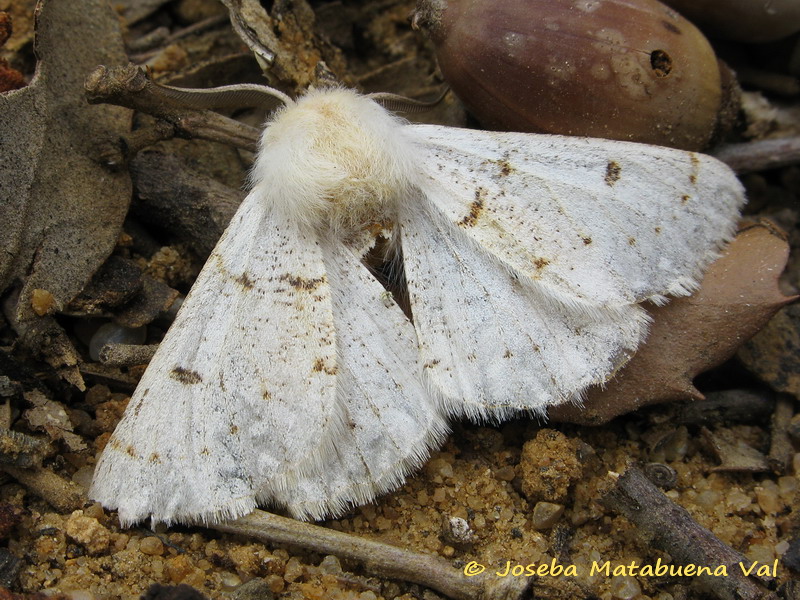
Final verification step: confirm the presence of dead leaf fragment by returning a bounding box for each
[22,390,85,452]
[700,427,771,473]
[0,0,131,323]
[551,223,796,425]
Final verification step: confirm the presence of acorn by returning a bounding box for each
[661,0,800,43]
[415,0,733,150]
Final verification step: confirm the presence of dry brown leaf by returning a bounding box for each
[550,222,796,425]
[0,0,131,323]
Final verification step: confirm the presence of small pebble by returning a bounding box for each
[778,475,797,499]
[231,578,274,600]
[495,465,516,481]
[610,574,643,599]
[318,555,342,574]
[755,481,783,515]
[442,516,475,547]
[219,571,242,592]
[65,511,112,555]
[139,536,164,556]
[283,557,304,582]
[531,502,564,529]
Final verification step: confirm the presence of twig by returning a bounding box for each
[3,466,85,513]
[98,343,159,367]
[85,65,260,152]
[735,67,800,97]
[212,509,531,600]
[768,394,795,474]
[601,466,778,600]
[671,390,774,426]
[713,137,800,174]
[130,14,229,60]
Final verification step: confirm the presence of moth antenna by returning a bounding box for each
[147,79,292,112]
[367,87,449,114]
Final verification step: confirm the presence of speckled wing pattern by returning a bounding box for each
[270,235,448,520]
[90,189,349,526]
[407,125,744,306]
[400,125,744,419]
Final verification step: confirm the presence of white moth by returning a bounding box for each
[90,87,744,526]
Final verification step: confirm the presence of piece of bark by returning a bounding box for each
[2,466,84,514]
[130,151,245,259]
[219,0,346,90]
[2,291,84,391]
[668,389,775,426]
[601,466,778,600]
[66,256,144,316]
[551,223,796,425]
[738,303,800,398]
[768,395,796,474]
[22,390,85,452]
[114,277,181,330]
[0,0,131,323]
[0,430,46,469]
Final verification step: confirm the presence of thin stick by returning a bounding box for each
[98,343,159,367]
[601,467,778,600]
[212,510,530,600]
[713,136,800,174]
[3,466,85,514]
[768,394,795,474]
[85,65,260,152]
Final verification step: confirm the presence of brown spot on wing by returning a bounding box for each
[533,257,550,269]
[489,155,514,177]
[149,453,161,464]
[689,153,699,184]
[605,161,621,186]
[681,194,690,204]
[170,366,203,385]
[312,357,337,375]
[458,187,486,227]
[582,236,592,245]
[279,273,326,291]
[234,272,254,290]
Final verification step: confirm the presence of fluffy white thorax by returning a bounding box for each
[252,88,419,234]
